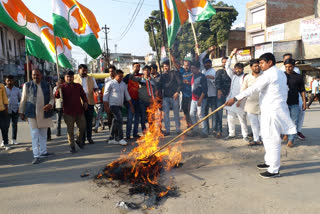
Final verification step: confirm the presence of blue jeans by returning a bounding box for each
[216,95,226,133]
[190,99,208,135]
[139,100,150,131]
[288,104,299,143]
[110,106,124,141]
[205,96,217,133]
[163,97,180,132]
[126,99,140,137]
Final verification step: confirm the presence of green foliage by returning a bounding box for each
[144,1,238,61]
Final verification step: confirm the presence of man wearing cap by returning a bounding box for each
[55,71,88,154]
[199,48,217,136]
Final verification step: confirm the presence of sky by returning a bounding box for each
[23,0,252,64]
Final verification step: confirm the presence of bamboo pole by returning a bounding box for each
[190,22,200,56]
[26,53,30,82]
[138,104,226,162]
[54,36,63,102]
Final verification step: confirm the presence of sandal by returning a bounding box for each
[248,141,260,146]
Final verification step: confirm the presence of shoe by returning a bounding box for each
[56,133,61,137]
[11,140,19,145]
[200,133,208,138]
[243,137,251,142]
[47,136,52,141]
[70,147,77,154]
[1,141,4,147]
[163,132,170,136]
[108,139,118,144]
[119,139,128,146]
[212,131,217,136]
[281,135,288,143]
[297,132,306,140]
[216,132,222,139]
[259,171,280,178]
[4,145,11,151]
[249,141,261,146]
[287,141,294,148]
[257,163,270,170]
[93,128,98,133]
[88,139,95,144]
[40,152,55,158]
[133,134,141,138]
[224,135,236,140]
[76,140,84,149]
[176,130,182,135]
[32,158,41,164]
[126,136,131,140]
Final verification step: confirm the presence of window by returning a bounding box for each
[251,6,265,25]
[252,32,265,45]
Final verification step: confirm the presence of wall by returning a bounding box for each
[227,30,246,54]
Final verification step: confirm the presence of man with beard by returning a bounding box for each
[224,49,249,142]
[74,64,99,145]
[225,53,296,178]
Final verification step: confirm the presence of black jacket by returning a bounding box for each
[215,68,231,96]
[159,70,182,98]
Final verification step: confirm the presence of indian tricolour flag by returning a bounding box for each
[52,0,102,59]
[0,0,72,68]
[163,0,188,48]
[185,0,216,23]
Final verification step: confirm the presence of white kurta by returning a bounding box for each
[19,83,54,129]
[224,57,245,114]
[236,66,296,174]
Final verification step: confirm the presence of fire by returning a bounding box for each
[98,98,182,188]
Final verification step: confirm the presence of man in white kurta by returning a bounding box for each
[225,49,249,141]
[19,69,54,164]
[225,53,296,178]
[239,59,262,145]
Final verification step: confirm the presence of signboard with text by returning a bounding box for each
[236,48,252,62]
[301,18,320,44]
[267,24,285,42]
[254,43,273,59]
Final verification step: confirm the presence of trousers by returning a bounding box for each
[83,104,94,141]
[163,97,180,132]
[126,99,140,137]
[288,104,299,143]
[216,95,226,133]
[30,127,47,158]
[0,111,9,145]
[64,114,86,148]
[190,99,208,135]
[95,103,104,129]
[227,111,248,138]
[9,111,19,140]
[110,106,124,141]
[205,96,217,132]
[247,113,261,142]
[181,96,192,127]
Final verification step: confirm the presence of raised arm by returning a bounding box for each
[225,48,238,78]
[170,51,181,71]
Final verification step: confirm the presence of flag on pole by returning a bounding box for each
[0,0,72,68]
[185,0,216,23]
[163,0,188,48]
[52,0,102,59]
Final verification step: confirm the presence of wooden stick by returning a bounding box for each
[139,104,226,161]
[54,36,63,102]
[26,53,30,82]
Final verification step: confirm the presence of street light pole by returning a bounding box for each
[158,0,166,48]
[102,25,110,67]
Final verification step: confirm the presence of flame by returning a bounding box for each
[101,98,182,187]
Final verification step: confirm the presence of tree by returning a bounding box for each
[144,1,238,61]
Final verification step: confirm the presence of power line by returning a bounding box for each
[111,0,156,7]
[116,0,145,42]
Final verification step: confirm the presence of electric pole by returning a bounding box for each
[102,25,110,67]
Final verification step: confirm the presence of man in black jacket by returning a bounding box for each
[215,57,231,138]
[159,60,182,136]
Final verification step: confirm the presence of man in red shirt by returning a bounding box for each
[123,63,142,139]
[55,71,88,154]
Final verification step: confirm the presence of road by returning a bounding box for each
[1,105,320,214]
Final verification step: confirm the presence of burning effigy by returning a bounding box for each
[96,99,182,208]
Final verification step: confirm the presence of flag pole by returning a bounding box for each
[190,22,200,55]
[53,36,63,102]
[26,53,30,82]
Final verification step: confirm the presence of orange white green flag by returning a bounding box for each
[52,0,102,59]
[185,0,216,23]
[163,0,188,48]
[0,0,73,68]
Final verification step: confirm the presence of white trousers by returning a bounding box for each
[227,111,248,137]
[247,113,261,141]
[30,127,47,158]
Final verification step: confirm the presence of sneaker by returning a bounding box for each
[297,132,306,140]
[70,147,77,154]
[108,139,118,144]
[257,163,270,170]
[1,141,4,148]
[40,152,55,158]
[87,139,95,144]
[76,140,84,149]
[11,140,19,145]
[287,141,294,148]
[243,137,251,142]
[259,171,280,178]
[32,158,41,164]
[4,145,11,151]
[224,135,236,140]
[119,139,128,146]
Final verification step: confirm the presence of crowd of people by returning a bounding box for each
[0,48,319,177]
